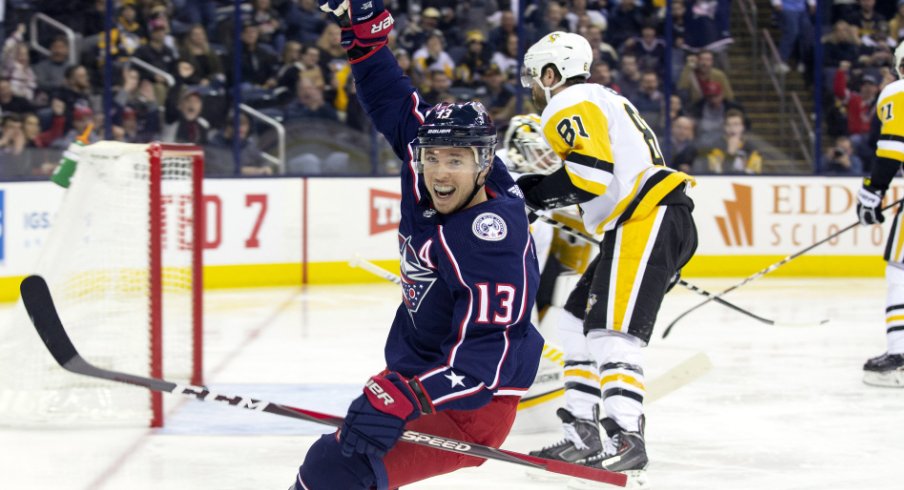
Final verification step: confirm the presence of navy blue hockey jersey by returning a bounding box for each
[352,47,543,412]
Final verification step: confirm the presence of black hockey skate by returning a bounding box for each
[569,416,650,489]
[863,352,904,387]
[526,407,602,481]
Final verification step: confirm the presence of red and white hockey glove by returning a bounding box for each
[319,0,394,51]
[339,372,433,458]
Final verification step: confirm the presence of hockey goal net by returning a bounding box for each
[0,141,203,428]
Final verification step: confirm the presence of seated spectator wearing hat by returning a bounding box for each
[697,109,762,175]
[479,63,521,125]
[843,74,879,143]
[454,31,493,87]
[689,80,746,149]
[398,7,442,54]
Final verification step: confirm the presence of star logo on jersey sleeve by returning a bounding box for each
[444,371,466,388]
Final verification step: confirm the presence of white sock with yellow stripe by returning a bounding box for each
[558,311,599,421]
[885,264,904,354]
[586,329,645,433]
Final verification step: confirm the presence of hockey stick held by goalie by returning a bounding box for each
[18,275,627,487]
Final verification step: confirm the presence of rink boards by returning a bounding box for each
[0,175,897,300]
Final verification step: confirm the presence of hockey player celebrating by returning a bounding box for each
[293,1,543,488]
[517,32,698,486]
[854,42,904,388]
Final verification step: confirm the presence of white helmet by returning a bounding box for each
[503,114,561,174]
[521,32,592,102]
[896,41,904,79]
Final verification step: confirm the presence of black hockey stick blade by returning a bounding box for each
[19,275,627,487]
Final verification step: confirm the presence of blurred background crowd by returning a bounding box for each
[0,0,899,178]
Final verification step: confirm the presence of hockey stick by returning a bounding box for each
[348,257,714,407]
[19,275,627,487]
[659,199,904,338]
[528,212,787,326]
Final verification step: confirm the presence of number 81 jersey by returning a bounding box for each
[539,84,694,234]
[877,79,904,162]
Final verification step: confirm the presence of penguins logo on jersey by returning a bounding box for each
[472,213,507,241]
[399,236,436,314]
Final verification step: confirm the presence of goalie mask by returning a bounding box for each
[503,114,561,175]
[415,101,497,173]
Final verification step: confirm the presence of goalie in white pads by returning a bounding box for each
[517,32,698,486]
[855,41,904,387]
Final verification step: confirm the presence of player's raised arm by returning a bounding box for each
[320,0,431,159]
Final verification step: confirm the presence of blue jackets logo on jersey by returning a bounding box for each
[400,236,436,314]
[472,213,507,241]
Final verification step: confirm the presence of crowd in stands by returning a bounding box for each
[0,0,895,178]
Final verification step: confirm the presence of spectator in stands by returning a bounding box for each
[297,0,327,44]
[284,76,338,122]
[684,0,734,53]
[480,64,517,124]
[413,31,454,79]
[164,67,209,146]
[567,0,608,33]
[823,20,861,69]
[0,77,33,114]
[607,0,645,48]
[171,0,218,38]
[490,33,520,79]
[622,23,666,76]
[454,31,492,87]
[437,7,464,49]
[115,2,144,55]
[114,66,161,143]
[421,69,453,105]
[394,48,423,93]
[53,65,93,127]
[33,36,72,91]
[846,0,885,37]
[134,16,178,104]
[251,0,286,54]
[230,21,279,91]
[589,61,622,93]
[51,103,98,150]
[488,10,525,55]
[633,71,664,134]
[179,24,224,87]
[314,22,346,99]
[690,80,746,149]
[208,112,274,176]
[615,54,642,100]
[773,0,816,75]
[2,24,37,100]
[823,135,864,175]
[678,51,735,104]
[669,94,686,121]
[583,24,619,68]
[24,100,65,150]
[889,1,904,41]
[698,109,762,174]
[845,74,879,145]
[536,1,570,36]
[398,7,442,54]
[0,113,26,165]
[668,115,698,173]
